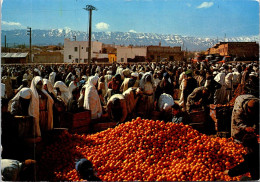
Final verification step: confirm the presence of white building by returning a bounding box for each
[117,46,147,63]
[64,38,108,63]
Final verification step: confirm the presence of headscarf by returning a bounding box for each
[30,76,54,137]
[43,78,55,96]
[86,76,99,87]
[214,72,226,86]
[53,81,72,105]
[8,88,32,112]
[49,72,56,86]
[139,72,154,90]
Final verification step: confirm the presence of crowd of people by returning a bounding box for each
[1,60,259,180]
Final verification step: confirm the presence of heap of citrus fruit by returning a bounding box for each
[38,118,248,181]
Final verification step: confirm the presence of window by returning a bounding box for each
[150,55,154,60]
[75,58,78,63]
[74,47,78,52]
[86,47,88,52]
[121,58,124,62]
[69,55,72,59]
[82,47,83,49]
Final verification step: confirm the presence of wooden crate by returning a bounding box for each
[189,122,205,133]
[92,122,117,133]
[189,110,206,124]
[217,131,231,138]
[60,110,91,133]
[210,104,233,132]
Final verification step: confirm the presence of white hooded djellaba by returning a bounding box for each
[53,81,72,105]
[30,76,54,137]
[83,76,102,119]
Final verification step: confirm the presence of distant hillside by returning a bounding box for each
[1,28,259,51]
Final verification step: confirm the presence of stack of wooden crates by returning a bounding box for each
[209,104,234,138]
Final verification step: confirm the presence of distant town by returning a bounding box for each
[1,36,259,65]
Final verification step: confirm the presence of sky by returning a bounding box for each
[1,0,259,38]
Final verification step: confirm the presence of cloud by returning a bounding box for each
[2,21,22,26]
[186,3,191,7]
[197,2,214,9]
[129,29,137,33]
[95,22,109,30]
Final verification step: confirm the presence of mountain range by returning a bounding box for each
[1,28,259,51]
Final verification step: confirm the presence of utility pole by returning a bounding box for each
[83,5,97,65]
[4,35,6,52]
[27,27,32,63]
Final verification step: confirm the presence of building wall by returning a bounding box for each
[33,52,63,63]
[1,57,27,64]
[208,42,259,58]
[147,46,184,62]
[116,47,147,63]
[108,53,117,63]
[64,38,103,63]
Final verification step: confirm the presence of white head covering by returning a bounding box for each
[49,72,56,86]
[53,81,72,105]
[30,76,54,137]
[34,68,41,76]
[8,88,32,112]
[131,72,139,78]
[43,78,55,96]
[214,72,226,85]
[139,72,154,89]
[86,76,99,87]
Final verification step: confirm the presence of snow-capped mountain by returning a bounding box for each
[1,29,259,51]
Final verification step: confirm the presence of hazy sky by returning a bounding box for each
[1,0,259,37]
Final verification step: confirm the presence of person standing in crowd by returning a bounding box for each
[231,94,259,142]
[138,72,155,117]
[54,81,72,106]
[78,85,86,111]
[43,79,56,100]
[225,72,233,103]
[232,66,242,91]
[67,88,80,113]
[1,73,14,99]
[155,72,174,108]
[30,76,54,137]
[182,70,197,110]
[15,79,29,94]
[69,75,79,94]
[105,74,122,103]
[214,68,227,104]
[83,76,103,119]
[98,76,107,100]
[8,88,32,116]
[204,75,221,104]
[120,72,139,93]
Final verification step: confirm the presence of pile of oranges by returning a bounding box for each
[38,118,248,181]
